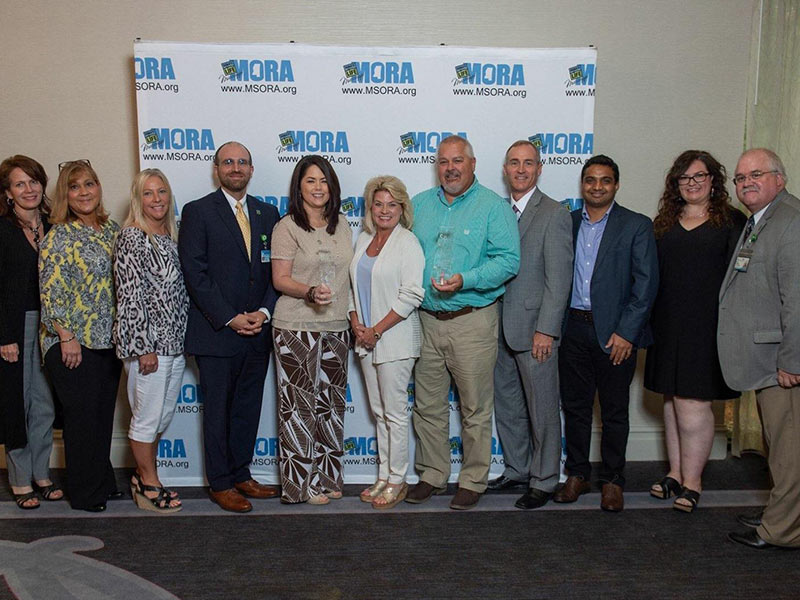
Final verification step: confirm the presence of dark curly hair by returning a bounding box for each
[653,150,733,239]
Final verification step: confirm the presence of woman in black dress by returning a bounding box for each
[644,150,746,512]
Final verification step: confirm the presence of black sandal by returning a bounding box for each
[33,482,64,501]
[650,476,682,499]
[132,477,182,513]
[673,488,700,513]
[14,491,41,510]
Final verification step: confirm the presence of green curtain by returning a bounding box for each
[732,0,800,456]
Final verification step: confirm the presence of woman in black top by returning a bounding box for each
[644,150,746,512]
[0,155,62,509]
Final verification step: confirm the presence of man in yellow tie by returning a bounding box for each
[179,141,281,512]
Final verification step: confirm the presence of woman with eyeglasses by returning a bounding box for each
[114,169,187,513]
[644,150,746,513]
[39,160,122,512]
[0,156,63,510]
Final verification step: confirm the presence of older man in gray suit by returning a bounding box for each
[719,148,800,549]
[489,140,573,509]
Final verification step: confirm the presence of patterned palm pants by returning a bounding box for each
[272,328,350,503]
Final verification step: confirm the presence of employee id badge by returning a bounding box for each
[261,249,271,263]
[734,248,753,272]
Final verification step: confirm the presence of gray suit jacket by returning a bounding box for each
[718,189,800,391]
[501,189,574,352]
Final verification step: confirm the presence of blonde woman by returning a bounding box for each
[114,169,188,513]
[349,176,424,509]
[39,160,121,512]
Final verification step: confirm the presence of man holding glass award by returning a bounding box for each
[406,135,520,510]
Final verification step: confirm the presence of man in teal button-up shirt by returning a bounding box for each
[405,135,519,510]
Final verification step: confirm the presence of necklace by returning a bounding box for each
[682,208,708,219]
[15,210,41,246]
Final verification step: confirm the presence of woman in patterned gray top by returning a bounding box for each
[113,169,188,513]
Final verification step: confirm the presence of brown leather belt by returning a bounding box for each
[421,300,497,321]
[569,308,593,323]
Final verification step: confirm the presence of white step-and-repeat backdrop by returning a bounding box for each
[134,41,596,485]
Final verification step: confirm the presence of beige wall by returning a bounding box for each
[0,0,756,463]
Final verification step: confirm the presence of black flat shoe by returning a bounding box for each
[487,475,527,491]
[81,503,107,513]
[514,488,553,510]
[737,511,763,528]
[107,490,125,500]
[728,529,774,549]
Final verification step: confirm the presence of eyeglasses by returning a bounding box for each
[58,159,92,171]
[677,172,710,186]
[218,158,251,167]
[732,170,779,185]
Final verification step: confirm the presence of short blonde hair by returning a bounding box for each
[51,161,109,225]
[123,169,178,242]
[362,175,413,234]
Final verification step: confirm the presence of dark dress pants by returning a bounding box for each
[196,338,270,492]
[558,314,636,487]
[45,346,121,509]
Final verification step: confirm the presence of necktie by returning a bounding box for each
[235,200,251,259]
[742,216,754,247]
[512,204,521,221]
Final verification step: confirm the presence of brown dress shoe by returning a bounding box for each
[405,481,446,504]
[235,479,279,499]
[209,488,252,513]
[600,482,624,512]
[553,476,590,503]
[450,487,481,510]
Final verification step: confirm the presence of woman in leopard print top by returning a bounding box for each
[113,169,188,513]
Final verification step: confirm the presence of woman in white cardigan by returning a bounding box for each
[349,175,425,509]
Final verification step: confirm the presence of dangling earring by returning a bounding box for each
[6,197,12,206]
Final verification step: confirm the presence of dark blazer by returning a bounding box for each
[0,216,51,449]
[570,203,659,351]
[179,189,280,357]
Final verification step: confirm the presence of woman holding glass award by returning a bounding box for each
[271,155,353,505]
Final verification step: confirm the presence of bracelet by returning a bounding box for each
[306,286,317,304]
[59,334,76,344]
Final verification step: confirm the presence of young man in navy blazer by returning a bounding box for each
[178,141,280,512]
[554,154,658,512]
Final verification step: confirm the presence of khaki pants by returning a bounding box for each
[757,384,800,547]
[413,304,499,492]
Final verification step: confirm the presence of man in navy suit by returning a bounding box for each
[179,141,280,512]
[553,155,658,511]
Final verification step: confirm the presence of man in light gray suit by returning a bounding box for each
[489,140,574,509]
[719,148,800,549]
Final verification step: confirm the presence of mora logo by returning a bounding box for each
[158,438,186,459]
[399,131,468,154]
[566,63,596,87]
[452,62,525,86]
[341,61,414,84]
[141,128,215,151]
[276,130,350,153]
[528,133,594,165]
[343,437,378,456]
[219,59,294,83]
[134,57,175,80]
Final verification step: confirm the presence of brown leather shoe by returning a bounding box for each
[235,479,279,499]
[449,487,481,510]
[209,488,252,513]
[553,476,590,503]
[600,482,624,512]
[404,481,446,504]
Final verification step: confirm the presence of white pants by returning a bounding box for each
[124,355,186,443]
[359,354,415,484]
